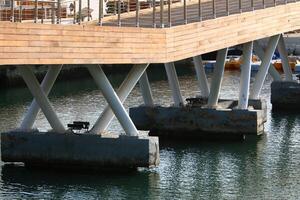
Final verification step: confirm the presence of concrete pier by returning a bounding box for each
[271,81,300,111]
[130,99,267,139]
[1,131,159,170]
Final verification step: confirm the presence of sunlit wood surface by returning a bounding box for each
[0,1,300,65]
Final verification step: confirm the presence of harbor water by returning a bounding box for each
[0,66,299,199]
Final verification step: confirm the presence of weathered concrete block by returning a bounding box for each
[271,81,300,111]
[1,131,159,170]
[129,99,267,138]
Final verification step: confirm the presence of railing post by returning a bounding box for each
[160,0,164,27]
[34,0,38,23]
[51,2,55,24]
[99,0,103,25]
[118,0,121,26]
[73,1,76,24]
[136,0,139,27]
[127,0,130,12]
[251,0,254,11]
[198,0,202,21]
[10,0,15,22]
[152,0,156,27]
[226,0,229,15]
[168,0,171,27]
[41,3,44,24]
[19,1,22,22]
[184,0,187,24]
[239,0,242,13]
[262,0,265,9]
[212,0,216,18]
[78,0,82,24]
[88,0,90,21]
[57,0,61,24]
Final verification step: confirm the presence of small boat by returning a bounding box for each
[225,55,260,70]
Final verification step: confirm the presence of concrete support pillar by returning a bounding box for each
[253,41,281,81]
[207,48,228,108]
[193,55,210,97]
[18,67,65,132]
[20,65,62,130]
[238,42,253,109]
[139,71,154,106]
[164,62,184,107]
[88,65,139,136]
[277,35,293,81]
[250,34,280,99]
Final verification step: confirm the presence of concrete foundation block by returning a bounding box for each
[271,81,300,111]
[1,131,159,170]
[129,99,267,138]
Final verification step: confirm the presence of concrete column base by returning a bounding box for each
[129,99,267,139]
[1,131,159,170]
[271,81,300,111]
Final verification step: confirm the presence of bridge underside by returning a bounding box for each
[0,2,300,65]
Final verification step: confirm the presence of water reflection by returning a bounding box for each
[1,165,161,199]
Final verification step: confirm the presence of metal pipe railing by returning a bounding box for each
[1,0,298,28]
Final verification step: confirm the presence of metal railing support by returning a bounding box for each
[19,2,22,22]
[57,0,61,24]
[212,0,216,18]
[51,2,55,24]
[250,35,281,99]
[99,0,103,25]
[168,0,171,27]
[20,65,62,130]
[184,0,187,24]
[153,0,156,27]
[118,0,121,26]
[238,42,253,109]
[88,0,90,21]
[18,67,65,132]
[88,65,140,136]
[136,0,140,27]
[78,0,82,24]
[160,0,164,27]
[164,62,184,107]
[207,48,228,108]
[34,0,38,23]
[226,0,229,15]
[198,0,202,21]
[10,0,14,22]
[193,55,210,97]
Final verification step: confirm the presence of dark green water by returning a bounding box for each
[0,67,299,199]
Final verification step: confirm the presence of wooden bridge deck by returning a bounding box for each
[0,1,300,65]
